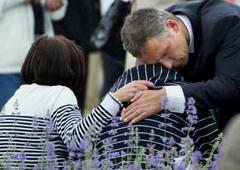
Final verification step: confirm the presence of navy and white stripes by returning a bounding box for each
[96,64,219,168]
[112,64,185,91]
[51,104,113,151]
[0,84,122,169]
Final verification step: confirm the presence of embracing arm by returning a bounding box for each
[51,81,153,151]
[51,93,122,151]
[123,16,240,123]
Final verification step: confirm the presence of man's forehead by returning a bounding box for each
[143,37,168,56]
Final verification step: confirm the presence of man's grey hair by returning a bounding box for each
[121,8,178,57]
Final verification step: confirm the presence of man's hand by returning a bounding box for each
[45,0,64,11]
[121,89,166,123]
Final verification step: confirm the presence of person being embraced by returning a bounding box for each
[0,35,153,169]
[96,4,233,167]
[96,64,219,169]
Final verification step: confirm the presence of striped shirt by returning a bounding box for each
[96,64,219,168]
[0,84,122,169]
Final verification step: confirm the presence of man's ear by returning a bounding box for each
[166,19,179,32]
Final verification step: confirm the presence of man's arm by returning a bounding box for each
[122,16,240,123]
[182,15,240,110]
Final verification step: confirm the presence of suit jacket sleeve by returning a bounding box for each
[181,15,240,110]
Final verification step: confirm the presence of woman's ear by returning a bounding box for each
[166,19,179,32]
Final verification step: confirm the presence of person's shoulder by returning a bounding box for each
[51,85,74,95]
[32,84,75,97]
[201,0,240,19]
[168,0,239,19]
[50,85,78,112]
[52,85,77,102]
[25,84,77,106]
[199,0,240,37]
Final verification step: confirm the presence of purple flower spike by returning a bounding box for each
[187,97,195,105]
[191,151,202,163]
[45,141,55,156]
[127,163,141,170]
[174,157,186,170]
[111,151,120,158]
[161,97,169,110]
[108,129,118,136]
[110,116,120,127]
[15,151,26,161]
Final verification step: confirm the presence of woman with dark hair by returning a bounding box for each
[0,35,153,169]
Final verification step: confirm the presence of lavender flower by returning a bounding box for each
[15,151,26,161]
[111,151,120,158]
[32,116,39,130]
[187,97,195,105]
[167,136,176,146]
[110,116,120,127]
[127,163,141,170]
[186,97,198,125]
[191,151,202,163]
[62,161,68,170]
[149,129,155,141]
[149,155,158,168]
[45,141,55,157]
[108,128,118,136]
[174,156,186,170]
[160,97,170,110]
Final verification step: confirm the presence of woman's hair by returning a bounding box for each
[21,35,85,97]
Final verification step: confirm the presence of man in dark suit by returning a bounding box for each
[120,0,240,130]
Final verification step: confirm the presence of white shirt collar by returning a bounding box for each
[176,15,194,53]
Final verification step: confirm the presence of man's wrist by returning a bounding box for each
[163,85,186,113]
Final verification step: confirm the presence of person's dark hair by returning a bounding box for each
[121,8,178,57]
[21,35,85,97]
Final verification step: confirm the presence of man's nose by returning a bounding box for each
[163,60,173,70]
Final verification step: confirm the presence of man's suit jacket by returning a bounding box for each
[166,0,240,130]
